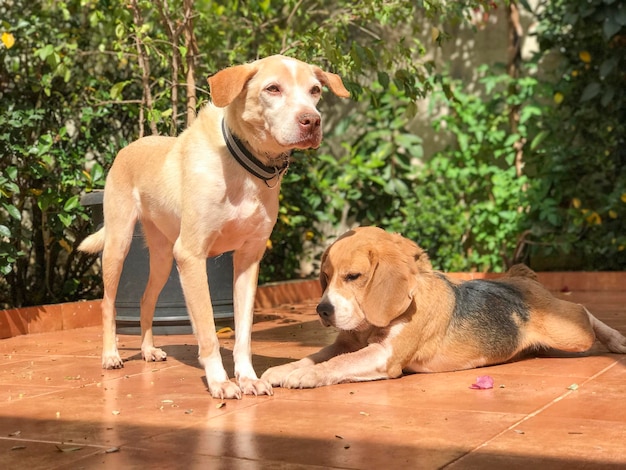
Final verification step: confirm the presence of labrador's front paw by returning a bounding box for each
[238,376,273,396]
[207,379,242,400]
[142,346,167,362]
[102,351,124,369]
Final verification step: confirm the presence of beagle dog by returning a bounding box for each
[79,55,349,399]
[261,226,626,389]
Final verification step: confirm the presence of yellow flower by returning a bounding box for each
[621,193,626,204]
[572,197,581,209]
[266,239,273,250]
[609,210,618,219]
[585,211,601,225]
[554,92,564,104]
[305,230,315,241]
[571,70,579,77]
[1,32,15,49]
[579,51,591,63]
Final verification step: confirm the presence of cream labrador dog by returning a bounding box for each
[79,55,349,399]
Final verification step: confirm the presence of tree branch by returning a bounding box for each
[183,0,198,126]
[129,0,158,136]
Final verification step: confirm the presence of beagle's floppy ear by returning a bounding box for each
[319,244,330,292]
[312,67,350,98]
[360,234,428,327]
[208,63,258,108]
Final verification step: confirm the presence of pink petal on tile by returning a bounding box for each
[469,375,494,390]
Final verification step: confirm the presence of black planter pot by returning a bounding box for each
[81,191,234,335]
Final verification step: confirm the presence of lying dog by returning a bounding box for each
[262,226,626,388]
[79,55,349,399]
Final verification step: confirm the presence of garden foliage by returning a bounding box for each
[0,0,624,308]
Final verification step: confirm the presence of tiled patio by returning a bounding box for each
[1,276,625,469]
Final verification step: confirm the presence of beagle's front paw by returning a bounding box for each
[261,361,303,387]
[280,366,330,389]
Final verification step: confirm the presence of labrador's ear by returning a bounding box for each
[312,67,350,98]
[361,235,428,327]
[208,63,258,108]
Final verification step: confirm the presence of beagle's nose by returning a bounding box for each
[316,301,334,319]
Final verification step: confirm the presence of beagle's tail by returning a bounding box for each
[78,227,105,253]
[585,306,626,354]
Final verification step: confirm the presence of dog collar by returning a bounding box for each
[221,119,290,188]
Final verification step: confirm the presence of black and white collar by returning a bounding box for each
[221,119,290,188]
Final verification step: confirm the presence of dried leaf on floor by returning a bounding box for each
[56,445,83,453]
[217,327,234,338]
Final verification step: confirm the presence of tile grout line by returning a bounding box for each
[441,358,622,468]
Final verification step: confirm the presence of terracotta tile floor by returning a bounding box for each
[1,291,625,469]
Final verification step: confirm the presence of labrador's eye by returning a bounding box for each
[265,84,281,94]
[344,273,361,282]
[310,85,321,95]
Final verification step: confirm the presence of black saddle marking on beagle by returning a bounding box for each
[446,279,530,356]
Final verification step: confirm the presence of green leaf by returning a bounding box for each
[580,82,601,102]
[377,71,390,89]
[601,86,615,108]
[63,195,80,212]
[90,163,105,183]
[110,81,130,100]
[603,17,621,40]
[58,213,72,227]
[530,130,549,151]
[35,44,55,60]
[0,224,11,238]
[2,203,21,221]
[599,58,618,79]
[6,166,18,180]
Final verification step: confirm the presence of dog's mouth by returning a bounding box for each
[319,316,333,328]
[281,130,322,150]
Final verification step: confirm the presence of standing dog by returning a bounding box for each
[262,226,626,388]
[79,55,349,399]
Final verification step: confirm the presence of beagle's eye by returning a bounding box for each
[310,85,321,96]
[344,273,361,282]
[265,84,281,94]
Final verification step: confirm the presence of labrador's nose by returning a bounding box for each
[298,112,321,131]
